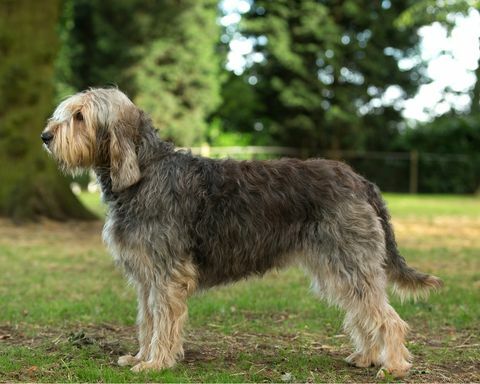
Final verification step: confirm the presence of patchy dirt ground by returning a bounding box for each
[2,215,479,251]
[1,318,479,382]
[393,216,480,250]
[1,213,479,382]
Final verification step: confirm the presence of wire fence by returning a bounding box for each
[187,145,479,194]
[79,145,479,194]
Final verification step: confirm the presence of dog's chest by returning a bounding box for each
[102,216,130,265]
[102,213,180,282]
[102,216,153,280]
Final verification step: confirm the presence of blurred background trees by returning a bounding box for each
[57,0,221,146]
[134,0,221,146]
[1,0,479,220]
[235,0,423,152]
[0,0,95,221]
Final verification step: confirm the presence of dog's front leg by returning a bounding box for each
[118,282,153,367]
[130,267,194,373]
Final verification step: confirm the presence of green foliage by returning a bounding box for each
[398,114,480,193]
[56,0,151,97]
[216,74,261,133]
[346,115,480,194]
[206,118,254,146]
[134,0,222,146]
[57,0,222,146]
[213,73,272,145]
[224,0,423,151]
[396,0,476,29]
[401,115,480,154]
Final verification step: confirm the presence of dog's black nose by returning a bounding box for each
[41,131,53,144]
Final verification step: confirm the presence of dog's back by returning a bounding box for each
[183,156,368,287]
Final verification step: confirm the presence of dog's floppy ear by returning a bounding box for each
[109,108,141,192]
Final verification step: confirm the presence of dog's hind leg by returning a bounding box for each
[310,254,412,377]
[131,259,197,372]
[305,201,412,377]
[343,310,382,368]
[341,281,412,377]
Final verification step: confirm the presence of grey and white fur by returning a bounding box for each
[42,88,442,378]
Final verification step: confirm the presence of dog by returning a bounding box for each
[42,88,442,378]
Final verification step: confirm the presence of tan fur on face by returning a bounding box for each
[43,89,141,191]
[47,98,96,172]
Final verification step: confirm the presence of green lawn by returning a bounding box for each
[0,194,479,382]
[384,193,480,218]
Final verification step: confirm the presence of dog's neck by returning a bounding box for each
[94,125,175,202]
[94,167,115,201]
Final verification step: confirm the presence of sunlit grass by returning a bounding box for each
[79,191,480,220]
[0,194,479,382]
[384,193,480,218]
[77,192,105,218]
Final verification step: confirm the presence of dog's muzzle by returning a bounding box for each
[41,131,54,145]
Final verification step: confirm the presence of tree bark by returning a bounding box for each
[0,0,96,222]
[470,36,480,115]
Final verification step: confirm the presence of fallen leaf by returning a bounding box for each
[27,366,38,375]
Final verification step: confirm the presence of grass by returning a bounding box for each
[384,193,480,218]
[0,193,479,382]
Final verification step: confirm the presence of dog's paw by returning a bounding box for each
[345,352,374,368]
[130,360,165,372]
[376,362,412,379]
[130,357,177,373]
[118,354,140,367]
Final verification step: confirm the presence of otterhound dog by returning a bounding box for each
[42,88,442,378]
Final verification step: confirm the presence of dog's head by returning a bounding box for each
[42,88,141,192]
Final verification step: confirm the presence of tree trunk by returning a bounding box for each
[0,0,96,222]
[470,36,480,115]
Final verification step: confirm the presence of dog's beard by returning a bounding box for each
[57,158,87,177]
[43,143,51,154]
[46,146,86,177]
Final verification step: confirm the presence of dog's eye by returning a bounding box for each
[74,111,84,122]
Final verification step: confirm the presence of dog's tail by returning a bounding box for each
[365,182,443,300]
